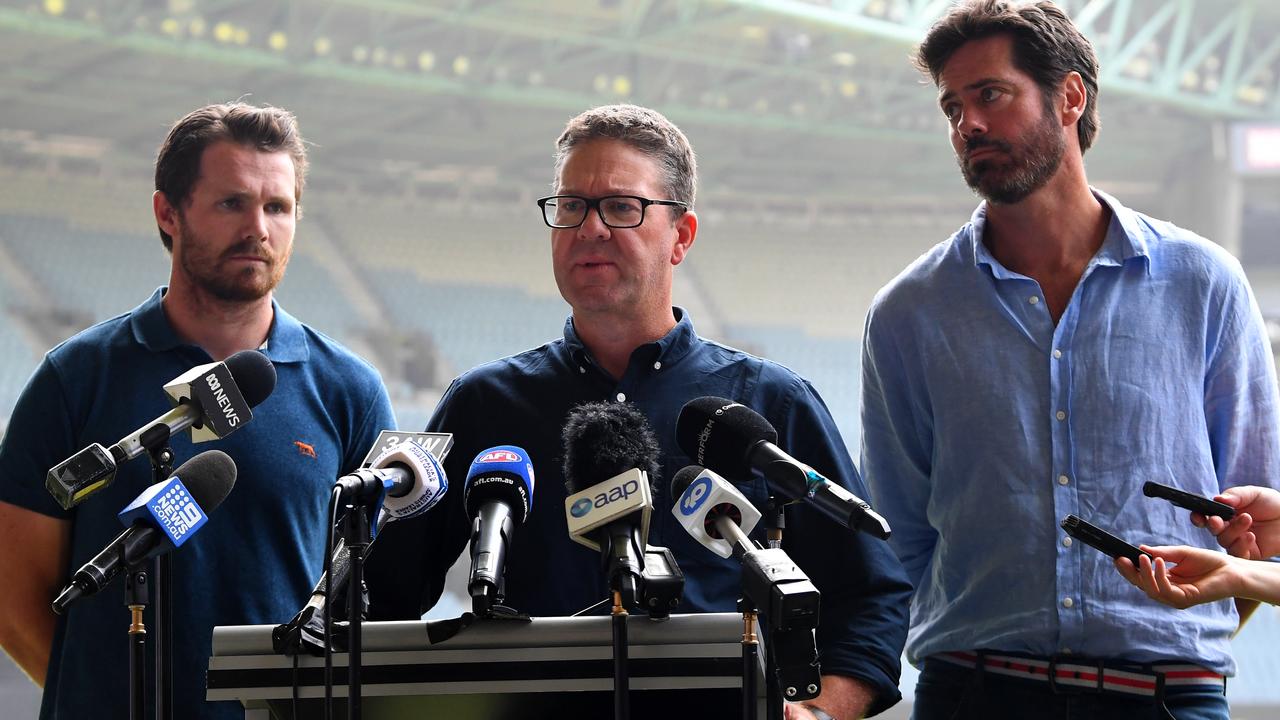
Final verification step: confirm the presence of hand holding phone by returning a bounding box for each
[1142,481,1236,520]
[1061,515,1151,565]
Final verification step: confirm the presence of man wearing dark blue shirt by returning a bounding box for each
[367,104,911,719]
[0,103,395,719]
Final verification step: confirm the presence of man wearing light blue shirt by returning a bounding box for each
[860,2,1280,719]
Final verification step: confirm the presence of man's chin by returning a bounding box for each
[199,270,281,303]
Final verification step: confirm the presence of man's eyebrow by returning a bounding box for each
[938,77,1005,105]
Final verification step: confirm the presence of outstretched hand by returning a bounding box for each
[1193,486,1280,560]
[1114,545,1242,609]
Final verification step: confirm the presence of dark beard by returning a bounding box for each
[178,235,285,302]
[959,106,1066,205]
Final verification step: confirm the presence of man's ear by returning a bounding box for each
[671,210,697,266]
[153,190,181,241]
[1060,71,1087,128]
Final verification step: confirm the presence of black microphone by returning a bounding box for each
[45,350,274,510]
[52,450,237,613]
[464,446,535,615]
[675,396,891,539]
[562,401,660,610]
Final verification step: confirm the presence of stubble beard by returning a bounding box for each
[176,225,289,303]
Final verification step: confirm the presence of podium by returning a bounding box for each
[208,612,766,719]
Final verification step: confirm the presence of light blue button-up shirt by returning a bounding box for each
[861,189,1280,674]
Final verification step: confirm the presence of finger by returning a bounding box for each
[1217,487,1256,508]
[1140,545,1185,562]
[1190,512,1206,528]
[1214,514,1253,548]
[1136,554,1159,595]
[1153,557,1177,599]
[1214,491,1242,508]
[1114,557,1139,583]
[1227,532,1259,560]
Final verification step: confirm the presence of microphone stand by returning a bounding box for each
[610,589,630,720]
[764,497,785,720]
[125,557,149,720]
[341,503,373,720]
[144,443,175,720]
[738,598,759,720]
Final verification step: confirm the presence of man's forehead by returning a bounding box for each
[193,143,296,192]
[556,138,661,192]
[937,35,1018,95]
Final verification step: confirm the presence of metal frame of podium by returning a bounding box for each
[208,612,766,719]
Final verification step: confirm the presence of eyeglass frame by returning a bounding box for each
[536,194,689,229]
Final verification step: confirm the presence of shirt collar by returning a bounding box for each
[129,286,309,363]
[562,307,698,370]
[968,187,1151,277]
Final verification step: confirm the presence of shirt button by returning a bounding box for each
[1062,536,1073,547]
[1056,410,1067,421]
[1058,474,1070,486]
[1062,597,1074,609]
[578,366,586,374]
[653,361,662,370]
[1029,296,1040,305]
[1053,349,1062,359]
[616,392,626,402]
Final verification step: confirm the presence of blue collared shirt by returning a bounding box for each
[0,288,395,719]
[366,308,913,714]
[861,190,1280,673]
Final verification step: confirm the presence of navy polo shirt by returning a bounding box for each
[0,288,395,719]
[366,308,911,715]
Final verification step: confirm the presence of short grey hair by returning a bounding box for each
[554,104,696,210]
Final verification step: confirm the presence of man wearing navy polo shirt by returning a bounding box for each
[366,104,912,719]
[0,103,395,719]
[860,2,1280,719]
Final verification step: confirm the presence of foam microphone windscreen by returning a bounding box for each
[670,464,703,499]
[224,349,277,408]
[561,401,660,494]
[675,396,778,478]
[172,449,238,512]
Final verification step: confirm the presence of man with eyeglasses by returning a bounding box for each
[367,104,911,719]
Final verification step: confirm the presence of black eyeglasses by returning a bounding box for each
[537,195,688,229]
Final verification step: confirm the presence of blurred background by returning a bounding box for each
[1,0,1279,716]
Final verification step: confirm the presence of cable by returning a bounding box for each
[323,486,340,720]
[571,597,612,617]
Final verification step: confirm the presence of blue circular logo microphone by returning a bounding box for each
[679,476,712,516]
[570,497,594,518]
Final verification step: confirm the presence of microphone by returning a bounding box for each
[273,438,448,655]
[670,465,762,558]
[45,350,275,510]
[562,401,660,610]
[52,450,237,614]
[464,446,535,615]
[334,436,448,523]
[670,464,822,701]
[675,397,891,540]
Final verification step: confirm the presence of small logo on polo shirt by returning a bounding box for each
[294,441,317,459]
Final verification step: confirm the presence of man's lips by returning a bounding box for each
[966,146,1003,162]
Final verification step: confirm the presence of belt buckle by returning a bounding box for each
[1047,655,1104,695]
